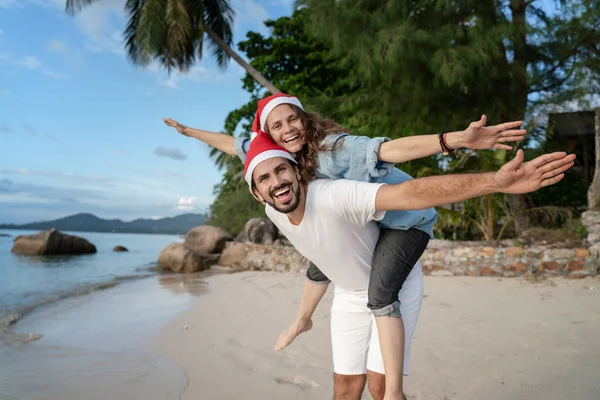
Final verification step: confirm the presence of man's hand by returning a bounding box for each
[459,115,526,151]
[274,317,313,351]
[163,117,189,136]
[494,149,576,194]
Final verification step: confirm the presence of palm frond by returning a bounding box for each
[202,0,235,68]
[65,0,99,15]
[124,0,145,65]
[163,0,195,72]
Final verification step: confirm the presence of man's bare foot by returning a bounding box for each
[274,318,313,351]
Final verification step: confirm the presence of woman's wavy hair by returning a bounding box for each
[265,104,351,183]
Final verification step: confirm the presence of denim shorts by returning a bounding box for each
[306,227,429,318]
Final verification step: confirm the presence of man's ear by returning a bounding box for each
[251,186,266,205]
[294,165,302,182]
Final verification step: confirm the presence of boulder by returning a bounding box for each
[184,226,233,255]
[236,217,279,245]
[113,245,128,252]
[158,243,219,273]
[11,229,96,255]
[218,243,247,266]
[585,242,600,275]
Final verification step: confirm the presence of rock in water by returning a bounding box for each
[236,217,279,245]
[158,243,219,273]
[11,229,96,255]
[113,245,128,252]
[184,226,233,254]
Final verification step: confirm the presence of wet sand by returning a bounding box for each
[1,273,209,400]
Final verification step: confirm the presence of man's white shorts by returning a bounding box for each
[330,262,424,375]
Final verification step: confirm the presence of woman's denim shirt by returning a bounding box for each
[235,133,437,238]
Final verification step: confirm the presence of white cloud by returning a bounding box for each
[16,56,70,80]
[160,78,181,90]
[159,65,225,90]
[0,0,19,8]
[72,0,126,56]
[17,56,42,69]
[0,0,62,10]
[46,39,67,53]
[238,0,269,22]
[176,196,197,211]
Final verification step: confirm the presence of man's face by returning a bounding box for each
[265,104,306,154]
[252,158,302,214]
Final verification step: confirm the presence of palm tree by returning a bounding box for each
[65,0,280,94]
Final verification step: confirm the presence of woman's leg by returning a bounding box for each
[367,228,429,400]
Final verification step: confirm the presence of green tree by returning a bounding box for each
[299,0,599,236]
[208,161,265,235]
[65,0,280,93]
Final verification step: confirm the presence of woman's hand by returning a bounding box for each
[163,118,189,136]
[458,115,526,151]
[454,115,527,150]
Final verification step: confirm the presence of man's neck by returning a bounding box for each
[286,183,308,226]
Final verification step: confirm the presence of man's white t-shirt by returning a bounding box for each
[266,179,385,291]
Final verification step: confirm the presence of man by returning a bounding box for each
[244,131,575,400]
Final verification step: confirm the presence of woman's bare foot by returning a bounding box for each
[274,318,313,351]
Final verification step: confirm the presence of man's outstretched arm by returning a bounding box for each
[274,279,329,351]
[375,150,576,211]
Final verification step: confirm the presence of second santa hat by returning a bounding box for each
[251,93,304,138]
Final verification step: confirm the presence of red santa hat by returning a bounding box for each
[250,93,304,139]
[244,130,297,186]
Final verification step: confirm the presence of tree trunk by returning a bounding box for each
[508,193,529,235]
[506,0,530,235]
[587,107,600,209]
[204,27,281,95]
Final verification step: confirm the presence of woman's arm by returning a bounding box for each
[163,118,237,156]
[377,115,526,164]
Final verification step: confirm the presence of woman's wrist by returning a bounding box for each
[445,130,465,150]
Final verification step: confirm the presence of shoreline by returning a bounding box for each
[1,270,222,400]
[0,269,158,336]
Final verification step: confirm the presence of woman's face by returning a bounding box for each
[265,104,307,153]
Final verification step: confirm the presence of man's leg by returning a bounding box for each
[331,289,373,400]
[368,228,429,400]
[334,374,366,400]
[366,370,386,400]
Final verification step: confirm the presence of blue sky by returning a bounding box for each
[0,0,294,224]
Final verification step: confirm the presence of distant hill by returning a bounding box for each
[0,213,207,235]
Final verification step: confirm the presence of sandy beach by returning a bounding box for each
[4,269,600,400]
[155,271,600,400]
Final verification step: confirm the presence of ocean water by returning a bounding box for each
[0,229,182,324]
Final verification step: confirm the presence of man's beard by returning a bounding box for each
[265,182,301,214]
